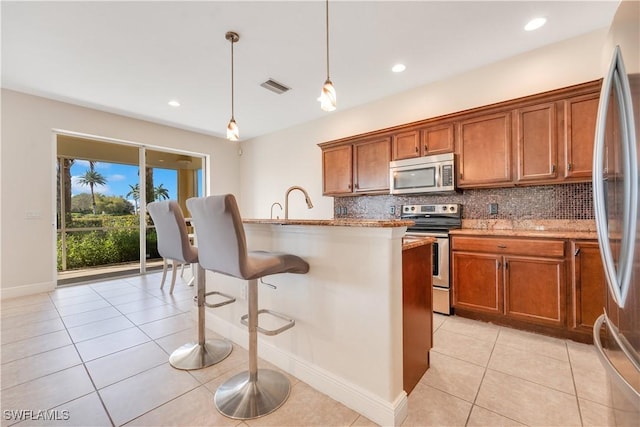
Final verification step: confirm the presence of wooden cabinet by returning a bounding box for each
[354,137,391,193]
[392,124,454,161]
[515,103,558,183]
[322,144,352,195]
[320,137,390,196]
[570,240,607,335]
[563,94,599,179]
[452,235,566,329]
[402,241,433,394]
[457,112,512,187]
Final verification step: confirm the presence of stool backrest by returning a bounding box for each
[147,200,198,264]
[186,195,248,279]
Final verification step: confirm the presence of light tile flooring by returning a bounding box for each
[1,272,617,426]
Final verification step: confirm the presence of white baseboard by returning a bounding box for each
[205,310,408,427]
[0,281,55,300]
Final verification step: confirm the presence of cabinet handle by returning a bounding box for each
[497,261,501,269]
[497,244,507,249]
[355,183,359,189]
[424,144,428,152]
[415,146,419,153]
[567,163,573,171]
[552,164,556,173]
[574,248,581,256]
[505,261,509,269]
[348,184,351,190]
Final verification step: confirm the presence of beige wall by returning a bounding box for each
[239,29,608,220]
[0,89,240,297]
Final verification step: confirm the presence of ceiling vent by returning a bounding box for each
[260,79,291,94]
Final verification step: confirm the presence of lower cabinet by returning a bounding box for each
[570,240,607,336]
[450,234,605,340]
[402,242,432,394]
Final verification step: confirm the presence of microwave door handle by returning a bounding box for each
[437,165,442,187]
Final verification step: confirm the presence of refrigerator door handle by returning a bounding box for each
[593,45,638,307]
[593,314,640,406]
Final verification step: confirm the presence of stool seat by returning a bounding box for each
[187,194,309,420]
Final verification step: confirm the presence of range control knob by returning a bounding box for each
[449,206,455,211]
[442,206,447,211]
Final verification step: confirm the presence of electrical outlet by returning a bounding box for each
[240,283,247,300]
[489,203,498,215]
[390,206,396,215]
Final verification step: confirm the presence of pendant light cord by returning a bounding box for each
[325,0,330,79]
[230,38,235,120]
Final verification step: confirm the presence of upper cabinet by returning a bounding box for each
[392,124,454,160]
[457,112,512,187]
[563,93,599,179]
[320,137,390,196]
[319,80,601,195]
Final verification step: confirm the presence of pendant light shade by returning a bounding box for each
[226,31,240,141]
[319,0,336,112]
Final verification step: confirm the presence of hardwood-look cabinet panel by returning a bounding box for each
[570,240,607,334]
[457,112,512,187]
[322,144,352,195]
[392,130,420,160]
[504,256,565,326]
[403,243,432,394]
[452,252,502,314]
[354,137,391,193]
[421,124,454,155]
[564,94,599,179]
[515,103,558,182]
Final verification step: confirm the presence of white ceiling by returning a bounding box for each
[1,1,619,141]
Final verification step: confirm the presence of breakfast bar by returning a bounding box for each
[201,218,421,427]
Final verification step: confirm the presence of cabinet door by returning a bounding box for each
[570,241,606,334]
[457,112,512,187]
[354,137,391,193]
[392,130,420,160]
[515,103,558,183]
[504,256,566,327]
[452,251,503,314]
[421,124,454,155]
[564,94,599,179]
[322,144,353,195]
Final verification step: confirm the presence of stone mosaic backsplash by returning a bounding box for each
[333,182,594,222]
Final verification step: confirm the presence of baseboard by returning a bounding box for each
[205,310,408,427]
[0,281,55,300]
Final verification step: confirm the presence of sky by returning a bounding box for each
[70,160,178,203]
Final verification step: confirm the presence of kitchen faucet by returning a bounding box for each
[270,202,283,219]
[284,186,313,220]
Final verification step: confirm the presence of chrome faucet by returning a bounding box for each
[270,202,283,219]
[284,186,313,220]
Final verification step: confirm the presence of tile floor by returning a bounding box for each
[0,272,617,426]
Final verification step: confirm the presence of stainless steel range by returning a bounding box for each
[401,204,462,315]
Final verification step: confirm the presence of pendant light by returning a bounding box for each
[226,31,240,141]
[319,0,336,111]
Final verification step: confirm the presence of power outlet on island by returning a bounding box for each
[488,203,498,215]
[240,283,248,300]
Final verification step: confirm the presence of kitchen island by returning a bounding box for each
[202,218,421,426]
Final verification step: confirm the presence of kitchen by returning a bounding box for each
[1,1,639,426]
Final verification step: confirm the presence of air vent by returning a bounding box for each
[260,79,291,94]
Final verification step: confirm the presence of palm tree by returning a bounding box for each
[126,183,140,213]
[154,184,170,201]
[77,169,107,214]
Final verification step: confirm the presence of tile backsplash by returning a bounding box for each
[334,182,594,221]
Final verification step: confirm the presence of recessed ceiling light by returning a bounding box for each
[524,17,547,31]
[392,64,406,73]
[168,100,181,107]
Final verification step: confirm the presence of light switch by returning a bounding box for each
[25,210,42,219]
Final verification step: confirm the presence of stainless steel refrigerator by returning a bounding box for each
[592,1,640,425]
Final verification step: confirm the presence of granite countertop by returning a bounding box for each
[451,220,598,240]
[243,218,415,228]
[402,236,436,250]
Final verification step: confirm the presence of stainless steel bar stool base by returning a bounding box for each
[169,340,232,370]
[214,369,291,419]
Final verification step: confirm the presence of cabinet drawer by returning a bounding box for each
[451,236,565,258]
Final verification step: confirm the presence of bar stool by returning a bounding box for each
[187,194,309,419]
[147,200,235,370]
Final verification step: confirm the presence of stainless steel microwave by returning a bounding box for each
[389,153,456,194]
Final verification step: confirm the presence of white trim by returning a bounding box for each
[0,281,55,300]
[204,310,408,427]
